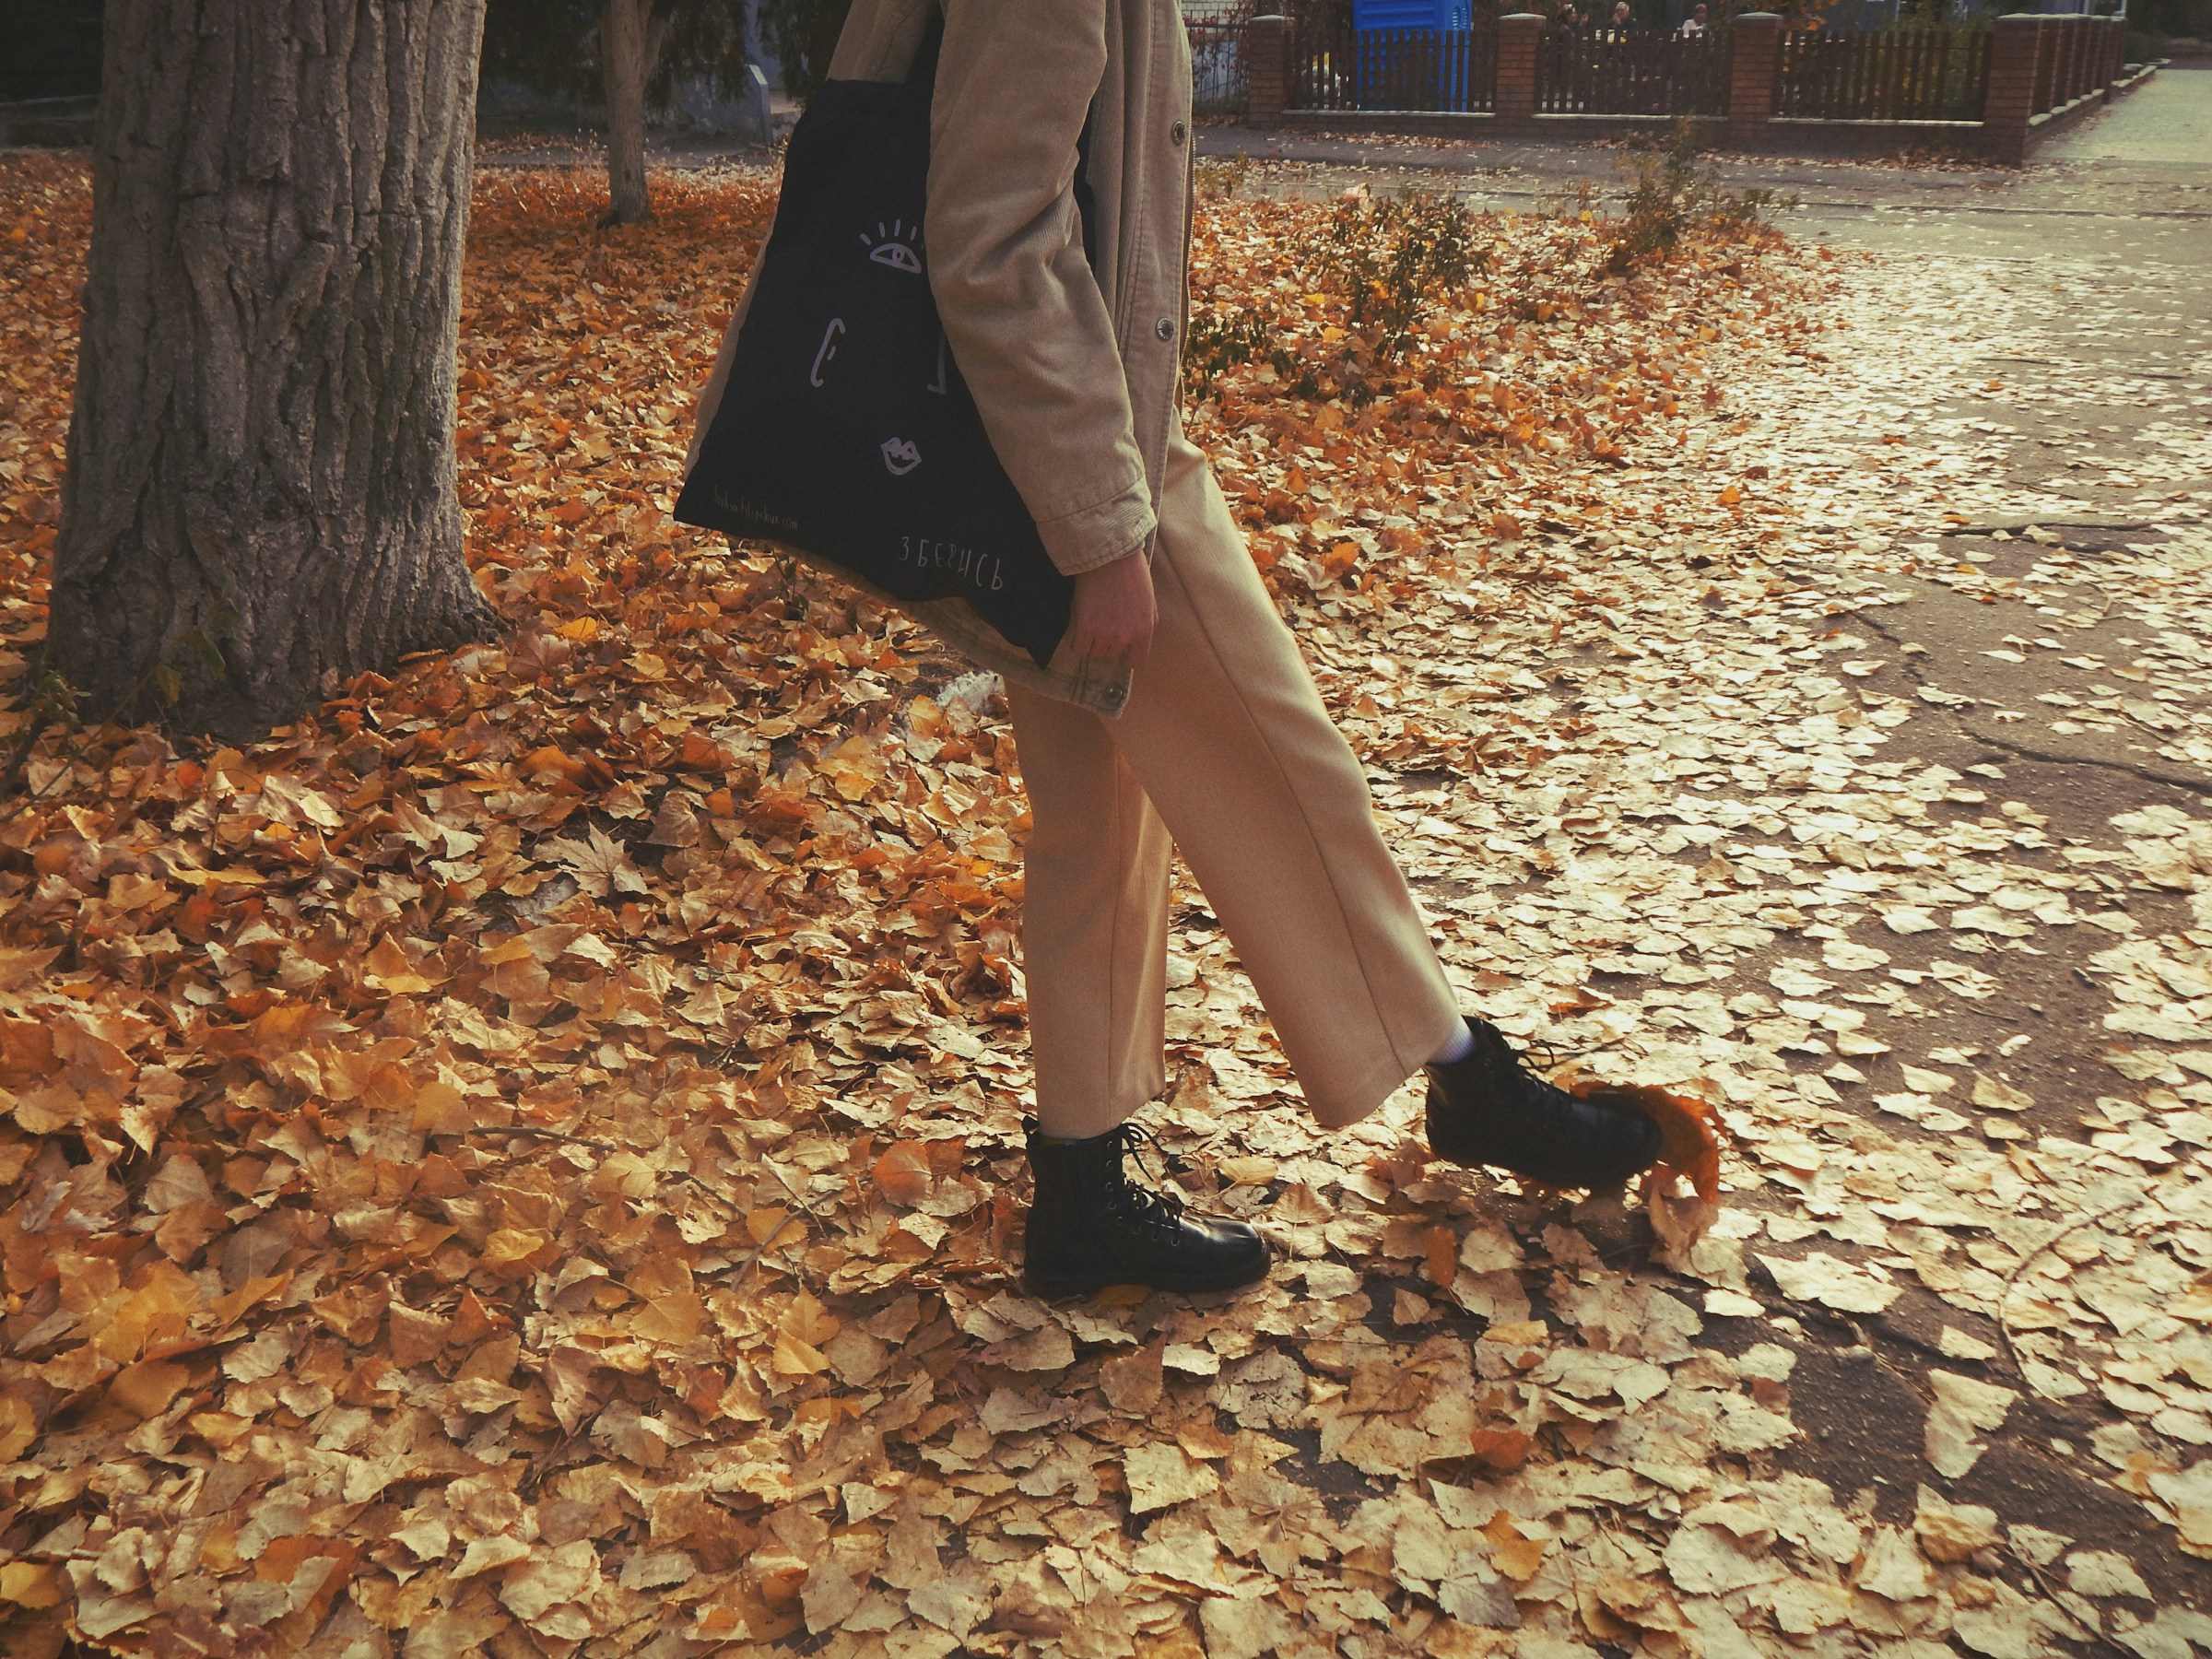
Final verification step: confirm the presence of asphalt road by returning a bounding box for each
[1196,61,2212,267]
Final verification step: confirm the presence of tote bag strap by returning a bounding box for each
[907,6,946,88]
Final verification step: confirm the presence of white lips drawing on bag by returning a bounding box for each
[879,438,922,475]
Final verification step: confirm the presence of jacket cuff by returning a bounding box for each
[1035,482,1158,578]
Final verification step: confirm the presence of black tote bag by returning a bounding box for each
[675,18,1079,667]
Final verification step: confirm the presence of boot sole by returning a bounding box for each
[1425,1104,1664,1189]
[1022,1251,1273,1300]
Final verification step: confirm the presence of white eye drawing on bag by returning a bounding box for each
[860,219,924,275]
[880,438,922,476]
[809,317,846,387]
[926,328,949,396]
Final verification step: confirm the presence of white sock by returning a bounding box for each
[1430,1018,1476,1066]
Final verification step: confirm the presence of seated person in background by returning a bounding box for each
[1681,2,1710,35]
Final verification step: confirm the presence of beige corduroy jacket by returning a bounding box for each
[688,0,1194,715]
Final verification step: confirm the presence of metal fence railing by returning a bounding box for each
[1240,0,2141,150]
[1189,14,1250,114]
[1535,25,1731,116]
[1357,22,1500,112]
[1775,26,1990,121]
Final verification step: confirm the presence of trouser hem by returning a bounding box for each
[1305,997,1463,1131]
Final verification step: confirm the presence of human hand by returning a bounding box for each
[1065,551,1157,669]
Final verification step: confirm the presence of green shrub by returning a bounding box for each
[1315,187,1490,360]
[1194,155,1254,201]
[1182,305,1290,400]
[1605,121,1790,274]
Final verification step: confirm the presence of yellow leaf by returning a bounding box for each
[771,1333,830,1377]
[633,1291,705,1346]
[1218,1155,1277,1188]
[0,1394,35,1461]
[411,1083,472,1135]
[780,1290,840,1348]
[0,1560,63,1608]
[363,936,436,994]
[745,1206,793,1246]
[482,1228,555,1277]
[10,1083,80,1135]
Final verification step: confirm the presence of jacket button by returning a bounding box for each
[1155,316,1175,341]
[1171,121,1187,145]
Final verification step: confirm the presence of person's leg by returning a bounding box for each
[1004,429,1658,1299]
[1004,682,1172,1139]
[1102,430,1464,1127]
[1006,680,1270,1297]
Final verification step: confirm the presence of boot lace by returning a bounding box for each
[1098,1124,1189,1241]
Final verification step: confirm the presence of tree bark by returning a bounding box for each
[600,0,671,226]
[49,0,497,739]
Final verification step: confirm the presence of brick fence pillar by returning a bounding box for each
[1983,14,2045,165]
[1245,15,1293,123]
[1726,12,1784,146]
[1496,14,1546,132]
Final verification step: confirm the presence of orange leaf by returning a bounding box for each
[1468,1428,1529,1473]
[870,1141,933,1207]
[1422,1225,1457,1288]
[1562,1074,1724,1250]
[109,1358,192,1419]
[1485,1512,1548,1580]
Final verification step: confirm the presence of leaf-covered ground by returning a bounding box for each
[1,147,2209,1659]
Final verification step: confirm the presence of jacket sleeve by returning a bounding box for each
[925,0,1156,576]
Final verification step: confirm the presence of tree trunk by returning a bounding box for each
[601,0,671,226]
[49,0,497,740]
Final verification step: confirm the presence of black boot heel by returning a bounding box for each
[1021,1119,1272,1299]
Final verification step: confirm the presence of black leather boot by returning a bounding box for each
[1427,1017,1664,1188]
[1021,1120,1272,1299]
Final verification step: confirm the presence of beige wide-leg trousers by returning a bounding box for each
[1008,428,1465,1137]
